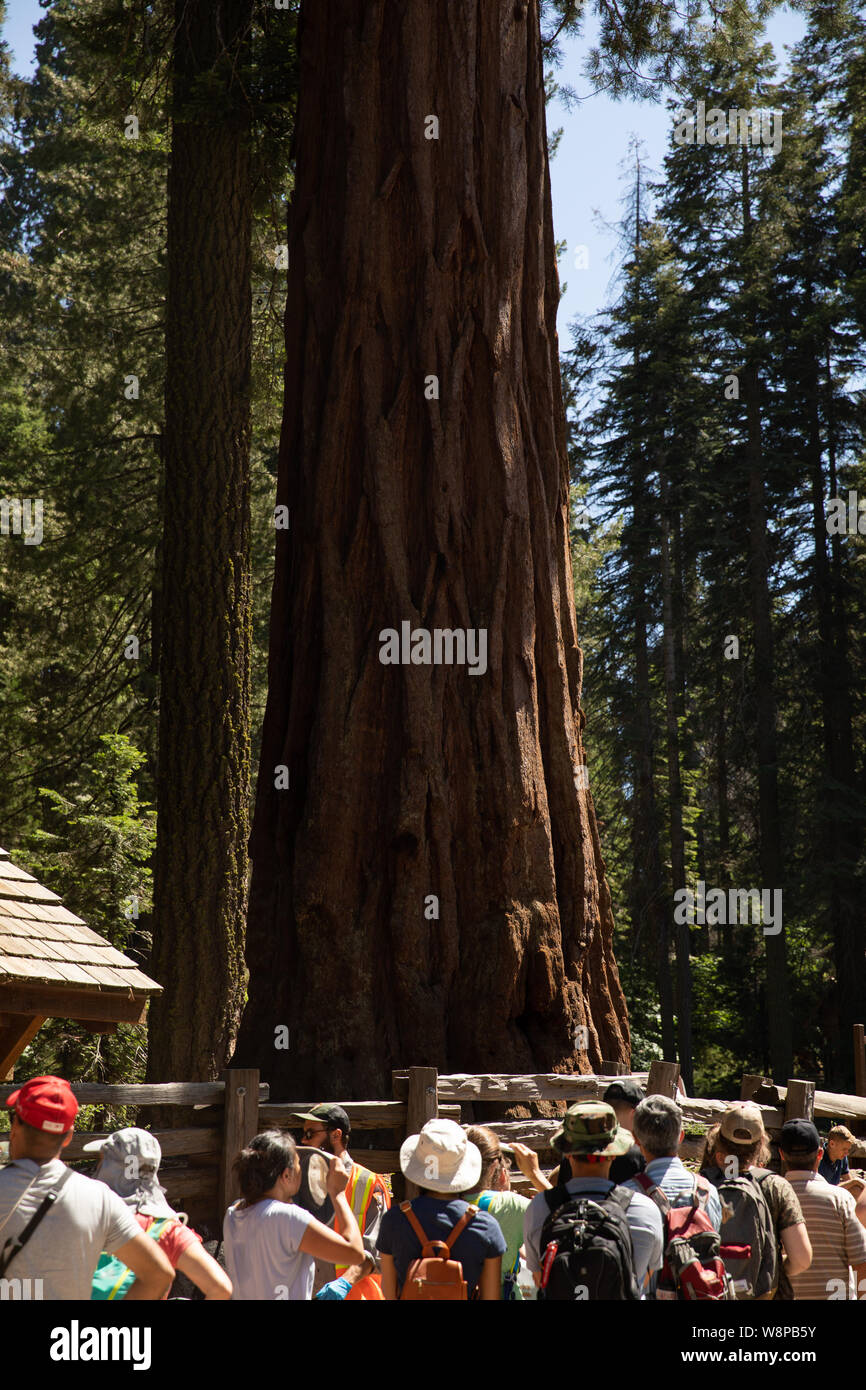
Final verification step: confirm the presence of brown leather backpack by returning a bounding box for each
[398,1200,479,1300]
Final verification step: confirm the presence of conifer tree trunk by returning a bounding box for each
[234,0,629,1097]
[660,470,693,1089]
[633,586,676,1061]
[808,349,864,1089]
[147,0,253,1081]
[741,152,791,1081]
[715,663,733,957]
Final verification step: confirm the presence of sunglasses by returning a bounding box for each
[301,1127,328,1142]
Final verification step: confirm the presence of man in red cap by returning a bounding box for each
[1,1076,173,1300]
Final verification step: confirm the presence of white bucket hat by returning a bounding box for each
[399,1118,482,1194]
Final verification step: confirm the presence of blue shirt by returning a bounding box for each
[818,1148,850,1186]
[523,1177,664,1291]
[377,1196,506,1296]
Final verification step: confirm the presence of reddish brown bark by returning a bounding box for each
[234,0,629,1096]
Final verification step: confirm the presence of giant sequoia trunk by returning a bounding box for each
[147,0,253,1081]
[234,0,629,1097]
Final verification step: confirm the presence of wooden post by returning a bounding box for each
[854,1025,866,1099]
[0,1014,46,1080]
[218,1069,260,1220]
[739,1067,767,1100]
[784,1079,815,1124]
[404,1066,439,1199]
[600,1059,627,1076]
[646,1060,680,1098]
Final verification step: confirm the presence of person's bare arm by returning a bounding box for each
[116,1233,174,1300]
[512,1143,552,1191]
[780,1223,812,1278]
[855,1189,866,1231]
[478,1256,502,1300]
[380,1252,398,1300]
[176,1243,232,1299]
[299,1206,363,1264]
[341,1254,375,1285]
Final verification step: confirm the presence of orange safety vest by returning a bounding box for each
[335,1161,390,1279]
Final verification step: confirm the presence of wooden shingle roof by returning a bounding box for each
[0,846,161,997]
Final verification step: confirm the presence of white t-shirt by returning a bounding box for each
[223,1198,316,1300]
[0,1158,142,1299]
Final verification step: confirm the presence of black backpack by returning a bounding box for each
[538,1183,640,1301]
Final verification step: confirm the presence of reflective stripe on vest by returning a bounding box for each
[335,1164,380,1276]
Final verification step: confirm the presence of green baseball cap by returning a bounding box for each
[552,1101,633,1157]
[289,1104,351,1134]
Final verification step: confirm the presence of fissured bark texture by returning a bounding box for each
[235,0,629,1096]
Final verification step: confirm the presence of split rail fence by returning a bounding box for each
[1,1022,864,1234]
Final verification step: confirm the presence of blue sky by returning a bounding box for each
[3,0,807,346]
[548,5,807,344]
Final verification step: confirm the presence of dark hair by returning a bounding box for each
[234,1130,298,1205]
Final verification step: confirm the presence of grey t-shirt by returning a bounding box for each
[223,1198,316,1300]
[0,1157,142,1299]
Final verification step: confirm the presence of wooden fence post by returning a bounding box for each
[600,1060,627,1076]
[740,1073,769,1102]
[646,1060,680,1098]
[404,1066,439,1200]
[854,1025,866,1099]
[218,1069,260,1220]
[784,1079,815,1125]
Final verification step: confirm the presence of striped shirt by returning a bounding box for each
[785,1171,866,1300]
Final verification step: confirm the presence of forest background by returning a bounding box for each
[1,0,865,1104]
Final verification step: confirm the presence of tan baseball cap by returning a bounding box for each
[719,1102,766,1145]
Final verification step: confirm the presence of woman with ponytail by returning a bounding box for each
[223,1130,363,1300]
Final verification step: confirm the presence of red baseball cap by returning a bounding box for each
[7,1076,78,1134]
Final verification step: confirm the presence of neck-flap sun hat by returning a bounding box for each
[399,1118,482,1194]
[552,1101,633,1157]
[84,1127,176,1219]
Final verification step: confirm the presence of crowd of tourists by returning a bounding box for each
[1,1074,865,1300]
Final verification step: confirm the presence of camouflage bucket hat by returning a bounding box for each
[552,1101,633,1157]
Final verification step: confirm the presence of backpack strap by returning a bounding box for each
[0,1166,73,1279]
[443,1204,478,1251]
[543,1183,573,1215]
[399,1200,477,1254]
[607,1185,634,1217]
[693,1173,714,1210]
[634,1172,670,1215]
[400,1201,430,1249]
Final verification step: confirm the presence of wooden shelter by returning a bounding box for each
[0,846,161,1078]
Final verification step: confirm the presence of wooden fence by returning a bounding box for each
[3,1031,865,1231]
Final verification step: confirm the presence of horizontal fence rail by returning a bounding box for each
[3,1044,864,1227]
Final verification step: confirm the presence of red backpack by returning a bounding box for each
[635,1173,734,1301]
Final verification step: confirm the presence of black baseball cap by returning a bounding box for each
[779,1119,821,1155]
[603,1080,645,1108]
[290,1104,351,1135]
